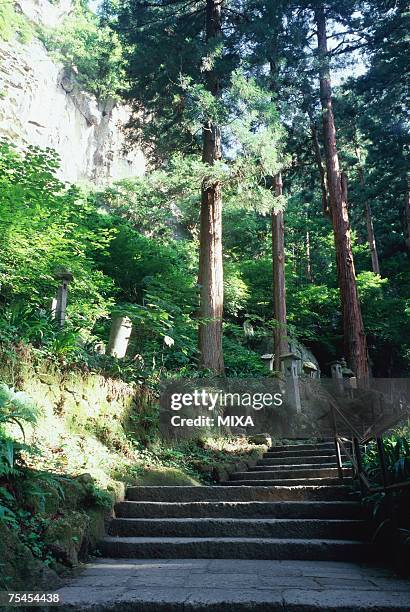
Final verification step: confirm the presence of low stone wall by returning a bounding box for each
[0,351,136,450]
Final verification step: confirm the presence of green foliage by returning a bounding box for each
[0,374,117,573]
[223,262,250,318]
[0,383,38,434]
[82,482,113,511]
[0,0,409,380]
[41,2,125,100]
[361,424,410,575]
[120,436,266,486]
[363,430,410,487]
[96,178,173,239]
[223,333,267,378]
[0,1,34,43]
[0,141,116,358]
[0,383,38,478]
[11,511,55,565]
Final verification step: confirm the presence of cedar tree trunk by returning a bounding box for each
[315,4,369,379]
[354,141,380,275]
[405,177,410,252]
[272,172,288,370]
[311,121,330,216]
[198,0,224,373]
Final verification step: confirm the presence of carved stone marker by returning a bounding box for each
[107,315,133,358]
[280,352,302,413]
[52,267,73,327]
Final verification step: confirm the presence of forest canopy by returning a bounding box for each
[0,0,409,378]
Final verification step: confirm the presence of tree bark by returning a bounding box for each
[272,172,288,371]
[354,141,381,275]
[404,177,410,252]
[198,0,224,373]
[315,4,369,379]
[306,228,313,282]
[365,200,380,274]
[310,121,330,216]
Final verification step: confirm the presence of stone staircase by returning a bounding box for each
[57,440,410,610]
[99,440,371,562]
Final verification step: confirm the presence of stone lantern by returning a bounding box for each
[303,361,318,379]
[280,352,302,413]
[260,353,274,371]
[52,266,73,327]
[341,358,357,392]
[340,358,354,379]
[280,352,301,378]
[330,360,343,381]
[331,358,356,393]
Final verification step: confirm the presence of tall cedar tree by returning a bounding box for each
[198,0,224,372]
[314,2,369,379]
[272,172,288,369]
[268,5,289,371]
[354,137,380,275]
[240,0,291,369]
[113,0,239,373]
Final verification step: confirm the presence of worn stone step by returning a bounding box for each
[252,462,345,470]
[223,478,352,487]
[265,448,346,458]
[259,455,340,466]
[99,536,371,561]
[125,485,355,503]
[116,500,362,519]
[233,467,350,480]
[108,517,365,540]
[55,558,410,612]
[269,442,337,452]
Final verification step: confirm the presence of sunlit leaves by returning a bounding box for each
[41,3,126,100]
[0,141,115,331]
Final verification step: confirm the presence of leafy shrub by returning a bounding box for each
[0,141,115,347]
[223,335,267,377]
[362,428,410,577]
[363,430,410,486]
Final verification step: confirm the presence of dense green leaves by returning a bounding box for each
[0,142,115,338]
[0,1,34,43]
[41,1,126,100]
[0,0,409,376]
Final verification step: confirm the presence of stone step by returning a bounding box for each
[269,442,337,452]
[55,558,410,612]
[99,536,371,562]
[252,462,345,470]
[108,517,365,540]
[233,467,350,480]
[223,478,352,487]
[116,500,362,519]
[265,448,346,458]
[259,455,340,466]
[125,485,355,503]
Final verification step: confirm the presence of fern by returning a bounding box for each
[0,382,38,477]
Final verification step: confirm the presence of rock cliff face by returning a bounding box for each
[0,0,145,185]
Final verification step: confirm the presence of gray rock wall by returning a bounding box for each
[0,0,145,185]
